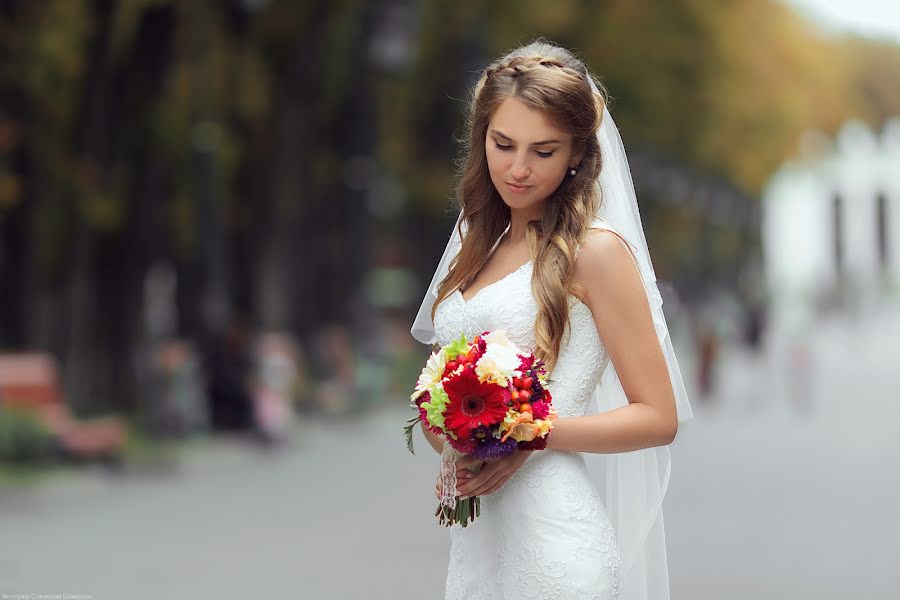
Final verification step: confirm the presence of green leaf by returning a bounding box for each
[402,418,418,455]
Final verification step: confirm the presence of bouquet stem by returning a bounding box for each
[435,496,480,527]
[437,442,485,527]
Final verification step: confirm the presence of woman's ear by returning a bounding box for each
[571,146,585,169]
[569,139,586,169]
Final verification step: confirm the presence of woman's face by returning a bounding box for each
[485,96,580,212]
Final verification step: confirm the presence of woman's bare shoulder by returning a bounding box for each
[572,227,641,304]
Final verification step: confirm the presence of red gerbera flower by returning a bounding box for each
[443,368,510,441]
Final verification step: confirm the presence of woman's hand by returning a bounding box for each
[434,455,479,500]
[455,452,530,499]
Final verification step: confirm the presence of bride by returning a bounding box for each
[411,40,693,600]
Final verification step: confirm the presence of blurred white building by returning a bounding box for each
[762,117,900,324]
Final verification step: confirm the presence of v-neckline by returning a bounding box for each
[457,223,532,304]
[457,259,532,304]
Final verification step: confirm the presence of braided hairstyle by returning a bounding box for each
[432,39,609,373]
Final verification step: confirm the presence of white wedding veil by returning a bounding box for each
[410,78,693,599]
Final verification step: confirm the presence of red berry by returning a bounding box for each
[511,389,520,401]
[523,376,534,389]
[457,354,468,365]
[512,377,523,389]
[519,389,532,401]
[446,360,458,371]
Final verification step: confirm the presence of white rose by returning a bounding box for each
[475,330,522,386]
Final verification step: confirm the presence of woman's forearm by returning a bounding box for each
[547,402,677,454]
[421,421,444,455]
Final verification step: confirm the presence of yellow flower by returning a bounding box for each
[508,421,539,442]
[499,410,534,442]
[533,418,553,438]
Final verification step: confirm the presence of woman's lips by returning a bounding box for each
[506,182,532,193]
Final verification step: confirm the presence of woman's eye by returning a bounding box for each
[492,142,553,158]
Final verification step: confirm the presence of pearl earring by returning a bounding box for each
[569,167,577,176]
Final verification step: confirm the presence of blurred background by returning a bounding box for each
[0,0,898,598]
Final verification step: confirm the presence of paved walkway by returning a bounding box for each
[1,312,898,599]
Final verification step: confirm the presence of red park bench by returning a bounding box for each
[0,353,126,460]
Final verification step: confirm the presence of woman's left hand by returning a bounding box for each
[455,451,531,499]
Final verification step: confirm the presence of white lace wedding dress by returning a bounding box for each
[433,250,622,599]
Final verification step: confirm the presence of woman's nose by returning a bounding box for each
[510,154,531,180]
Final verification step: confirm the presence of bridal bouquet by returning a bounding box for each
[403,330,556,527]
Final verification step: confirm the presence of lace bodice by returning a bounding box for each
[433,260,610,419]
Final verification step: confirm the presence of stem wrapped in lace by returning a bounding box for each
[436,442,482,527]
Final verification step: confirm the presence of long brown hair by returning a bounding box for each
[432,39,608,373]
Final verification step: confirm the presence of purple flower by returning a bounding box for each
[472,433,518,461]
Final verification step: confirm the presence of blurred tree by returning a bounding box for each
[1,0,899,417]
[839,35,900,127]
